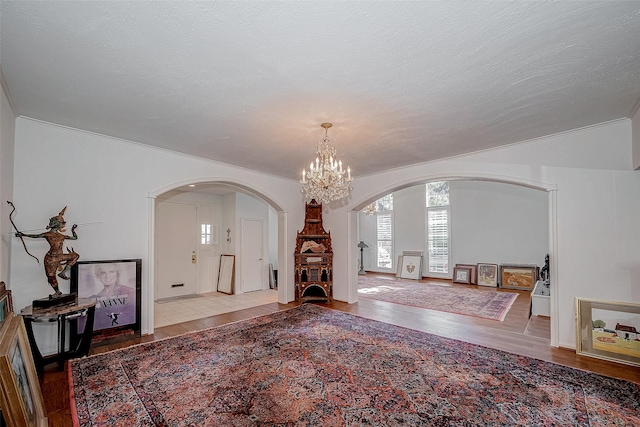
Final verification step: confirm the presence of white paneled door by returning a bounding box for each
[156,202,197,299]
[242,218,264,292]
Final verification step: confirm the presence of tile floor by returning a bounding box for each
[154,289,279,328]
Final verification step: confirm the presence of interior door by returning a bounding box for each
[156,202,197,299]
[242,218,264,292]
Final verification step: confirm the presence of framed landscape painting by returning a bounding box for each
[499,264,538,290]
[576,298,640,367]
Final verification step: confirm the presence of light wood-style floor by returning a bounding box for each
[40,275,640,427]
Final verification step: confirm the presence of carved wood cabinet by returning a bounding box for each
[295,199,333,302]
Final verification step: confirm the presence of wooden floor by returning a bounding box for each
[41,277,640,426]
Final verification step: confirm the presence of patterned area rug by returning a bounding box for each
[69,304,640,426]
[358,276,518,321]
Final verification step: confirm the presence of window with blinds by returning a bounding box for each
[377,213,393,269]
[427,209,449,273]
[426,182,450,276]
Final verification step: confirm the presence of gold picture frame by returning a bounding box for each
[499,264,538,290]
[0,315,48,427]
[0,282,13,332]
[576,298,640,367]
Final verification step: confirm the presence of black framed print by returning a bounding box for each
[71,259,142,339]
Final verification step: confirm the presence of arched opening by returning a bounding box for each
[146,178,289,333]
[348,174,558,347]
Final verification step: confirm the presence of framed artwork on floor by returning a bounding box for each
[454,264,477,285]
[0,315,48,427]
[71,259,142,339]
[477,263,498,287]
[452,266,472,284]
[499,264,538,290]
[576,298,640,367]
[399,255,422,280]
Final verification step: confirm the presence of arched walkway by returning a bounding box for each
[347,173,559,347]
[146,178,290,334]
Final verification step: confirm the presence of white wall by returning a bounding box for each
[633,105,640,170]
[394,185,427,259]
[357,213,377,271]
[450,180,548,267]
[0,77,16,285]
[9,118,303,340]
[268,206,278,271]
[332,119,639,349]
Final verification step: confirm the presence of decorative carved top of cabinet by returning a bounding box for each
[295,200,332,254]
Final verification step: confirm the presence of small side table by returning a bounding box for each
[21,298,96,374]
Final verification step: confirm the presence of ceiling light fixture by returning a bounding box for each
[300,123,353,204]
[363,203,377,215]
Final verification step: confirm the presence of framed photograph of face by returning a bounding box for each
[71,259,142,340]
[0,315,48,427]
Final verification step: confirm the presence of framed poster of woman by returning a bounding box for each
[71,259,142,339]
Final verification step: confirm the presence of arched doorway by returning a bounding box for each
[348,174,559,347]
[147,179,289,333]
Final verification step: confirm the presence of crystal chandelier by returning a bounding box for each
[363,203,377,215]
[300,123,353,204]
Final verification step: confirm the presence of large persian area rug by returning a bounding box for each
[358,275,518,321]
[69,304,640,427]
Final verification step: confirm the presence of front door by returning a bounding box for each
[156,202,197,299]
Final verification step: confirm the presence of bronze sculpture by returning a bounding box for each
[8,202,79,298]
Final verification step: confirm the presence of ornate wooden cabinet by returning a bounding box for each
[295,199,333,302]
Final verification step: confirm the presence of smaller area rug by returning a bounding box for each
[359,276,518,321]
[69,304,640,426]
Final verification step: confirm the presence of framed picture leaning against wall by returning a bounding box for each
[477,263,498,287]
[71,259,142,339]
[0,315,48,427]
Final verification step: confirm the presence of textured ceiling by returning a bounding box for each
[2,1,640,180]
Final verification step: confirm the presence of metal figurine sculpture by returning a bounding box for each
[8,202,79,298]
[539,253,550,284]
